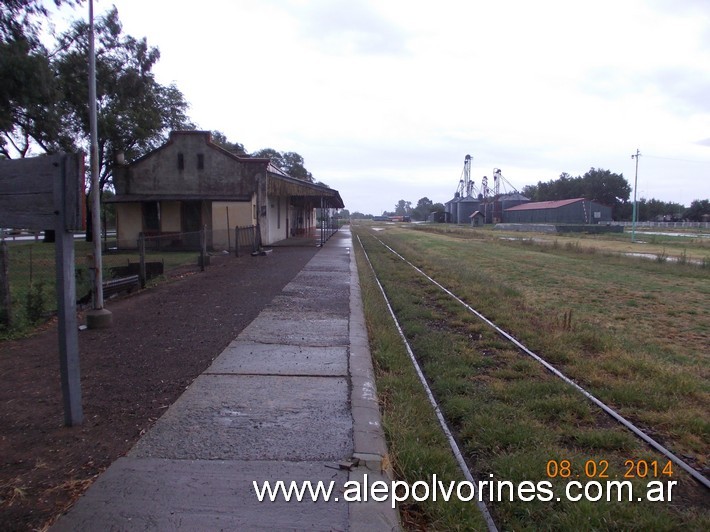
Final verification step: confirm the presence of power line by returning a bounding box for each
[643,154,710,164]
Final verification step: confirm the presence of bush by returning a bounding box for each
[25,281,46,324]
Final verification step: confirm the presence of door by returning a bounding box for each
[181,200,203,249]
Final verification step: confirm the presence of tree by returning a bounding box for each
[1,1,81,43]
[394,199,412,216]
[0,38,61,157]
[635,198,685,221]
[412,197,433,221]
[52,7,194,192]
[0,0,82,158]
[581,168,631,207]
[211,130,246,155]
[684,199,710,221]
[522,168,630,219]
[252,148,314,182]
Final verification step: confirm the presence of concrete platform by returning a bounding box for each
[52,227,400,531]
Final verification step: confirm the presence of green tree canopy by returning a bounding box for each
[684,199,710,221]
[211,130,246,155]
[522,168,631,219]
[0,1,82,157]
[53,7,194,190]
[394,199,412,216]
[1,4,194,195]
[412,197,433,221]
[252,148,314,182]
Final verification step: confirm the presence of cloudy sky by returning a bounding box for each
[57,0,709,214]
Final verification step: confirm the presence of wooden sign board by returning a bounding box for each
[0,153,85,232]
[0,153,84,426]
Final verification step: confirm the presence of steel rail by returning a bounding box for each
[370,234,710,491]
[357,235,499,532]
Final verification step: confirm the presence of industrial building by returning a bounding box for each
[503,198,612,224]
[444,156,529,224]
[441,156,614,227]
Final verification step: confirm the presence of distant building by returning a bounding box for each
[428,211,450,223]
[445,194,462,223]
[457,195,480,223]
[503,198,612,224]
[469,210,485,227]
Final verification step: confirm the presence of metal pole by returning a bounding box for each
[631,149,641,243]
[86,0,112,328]
[226,206,231,251]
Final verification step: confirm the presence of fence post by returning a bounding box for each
[200,225,206,272]
[235,226,240,257]
[0,240,12,327]
[254,224,261,253]
[138,233,146,289]
[226,206,231,251]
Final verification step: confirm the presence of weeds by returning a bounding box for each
[24,281,46,325]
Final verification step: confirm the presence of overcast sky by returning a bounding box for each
[57,0,709,214]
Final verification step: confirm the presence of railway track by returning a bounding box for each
[356,231,709,527]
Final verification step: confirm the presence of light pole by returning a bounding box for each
[631,149,641,243]
[86,0,112,328]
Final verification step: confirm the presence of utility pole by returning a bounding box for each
[631,149,641,243]
[86,0,112,328]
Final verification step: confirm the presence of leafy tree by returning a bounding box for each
[252,148,314,182]
[394,199,412,216]
[1,1,81,43]
[0,38,60,157]
[581,168,631,207]
[684,199,710,221]
[0,0,82,157]
[635,198,685,221]
[211,130,247,155]
[412,197,433,221]
[52,6,194,192]
[522,168,630,219]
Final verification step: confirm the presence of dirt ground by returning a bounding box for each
[0,246,319,531]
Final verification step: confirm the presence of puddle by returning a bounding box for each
[638,231,710,239]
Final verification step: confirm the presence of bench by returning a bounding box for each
[109,261,164,280]
[102,275,140,298]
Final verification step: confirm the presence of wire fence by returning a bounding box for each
[0,223,327,335]
[611,221,710,229]
[0,226,256,335]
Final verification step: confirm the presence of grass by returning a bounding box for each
[353,222,709,530]
[0,240,198,338]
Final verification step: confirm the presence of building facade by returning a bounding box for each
[109,131,343,249]
[503,198,612,224]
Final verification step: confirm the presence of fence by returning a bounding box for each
[611,221,710,229]
[0,233,206,334]
[0,222,336,334]
[234,225,261,257]
[319,216,339,246]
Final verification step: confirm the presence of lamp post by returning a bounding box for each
[86,0,112,328]
[631,149,641,243]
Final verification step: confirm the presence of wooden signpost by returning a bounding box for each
[0,153,85,426]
